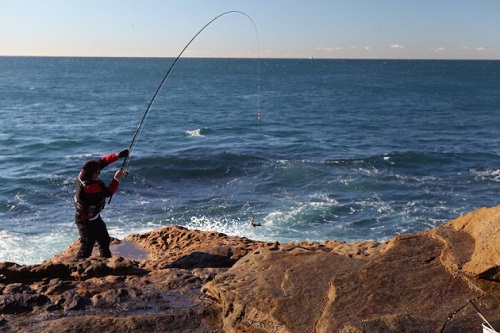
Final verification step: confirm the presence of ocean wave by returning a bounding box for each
[183,214,317,244]
[0,227,74,265]
[325,151,455,169]
[185,129,204,137]
[184,128,215,137]
[470,167,500,182]
[72,149,475,188]
[123,152,266,182]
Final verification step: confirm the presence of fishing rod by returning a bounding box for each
[109,10,260,203]
[468,299,496,331]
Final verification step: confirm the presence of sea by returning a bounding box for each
[1,56,499,265]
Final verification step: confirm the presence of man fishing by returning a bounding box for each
[70,11,257,259]
[74,149,129,259]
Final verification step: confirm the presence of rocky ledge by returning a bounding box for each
[1,205,499,332]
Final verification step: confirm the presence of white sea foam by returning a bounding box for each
[470,168,500,182]
[0,228,75,265]
[261,194,339,233]
[65,153,97,159]
[185,129,203,137]
[383,155,395,165]
[108,220,164,240]
[183,215,254,239]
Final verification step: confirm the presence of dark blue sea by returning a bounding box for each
[1,57,499,264]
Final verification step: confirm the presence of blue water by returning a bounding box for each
[1,57,499,264]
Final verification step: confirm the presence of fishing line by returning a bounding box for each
[110,10,260,203]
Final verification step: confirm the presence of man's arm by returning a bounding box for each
[106,168,126,196]
[98,149,130,170]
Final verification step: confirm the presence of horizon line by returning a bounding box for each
[1,54,499,62]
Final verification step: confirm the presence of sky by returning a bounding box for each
[1,0,499,60]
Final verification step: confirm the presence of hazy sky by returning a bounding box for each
[1,0,499,59]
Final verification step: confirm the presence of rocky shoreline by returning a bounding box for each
[1,205,499,332]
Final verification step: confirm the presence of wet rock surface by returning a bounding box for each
[1,206,499,332]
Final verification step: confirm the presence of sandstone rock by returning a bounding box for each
[126,225,265,265]
[59,289,88,311]
[203,246,366,332]
[0,227,248,332]
[316,234,478,332]
[0,205,498,332]
[446,205,500,281]
[203,206,500,332]
[0,262,34,284]
[0,292,50,315]
[36,278,75,295]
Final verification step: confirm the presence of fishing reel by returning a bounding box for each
[118,167,130,178]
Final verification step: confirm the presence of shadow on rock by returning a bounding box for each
[168,251,238,269]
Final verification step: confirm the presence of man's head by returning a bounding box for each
[82,160,101,178]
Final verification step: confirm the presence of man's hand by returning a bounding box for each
[114,168,125,180]
[118,149,130,159]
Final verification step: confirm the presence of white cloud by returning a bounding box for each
[431,47,446,53]
[390,44,404,49]
[317,45,371,52]
[317,46,333,52]
[476,46,485,51]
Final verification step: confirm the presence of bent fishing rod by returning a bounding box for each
[109,11,259,204]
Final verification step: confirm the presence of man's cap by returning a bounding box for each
[82,160,100,176]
